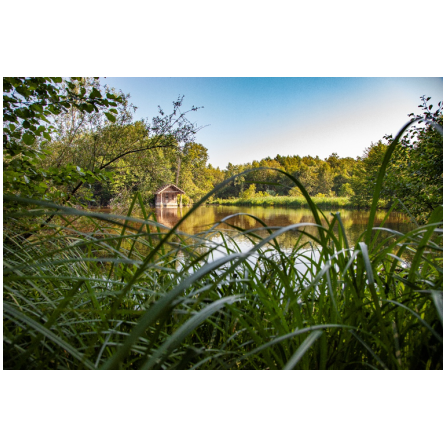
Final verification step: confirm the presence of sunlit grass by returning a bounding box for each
[209,195,351,208]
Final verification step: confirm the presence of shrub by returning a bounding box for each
[340,183,354,197]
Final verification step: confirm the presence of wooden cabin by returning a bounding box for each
[154,184,185,208]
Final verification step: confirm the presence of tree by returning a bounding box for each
[217,162,250,198]
[206,164,225,189]
[4,78,204,204]
[295,166,316,195]
[339,183,354,197]
[4,78,205,240]
[177,143,214,201]
[326,153,356,196]
[239,184,257,199]
[350,141,388,208]
[315,163,334,195]
[108,141,175,209]
[383,96,443,222]
[3,77,123,204]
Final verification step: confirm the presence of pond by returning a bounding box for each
[86,204,417,283]
[154,205,416,250]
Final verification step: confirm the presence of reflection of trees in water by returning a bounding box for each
[149,205,416,249]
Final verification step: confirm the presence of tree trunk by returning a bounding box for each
[175,154,181,185]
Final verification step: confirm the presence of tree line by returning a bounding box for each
[212,96,443,223]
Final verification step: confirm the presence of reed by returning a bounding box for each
[3,120,443,370]
[209,195,352,209]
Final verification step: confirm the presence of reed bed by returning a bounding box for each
[210,195,351,209]
[3,120,443,369]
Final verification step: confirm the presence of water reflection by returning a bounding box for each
[156,206,185,228]
[153,205,415,249]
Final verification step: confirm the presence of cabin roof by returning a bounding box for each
[154,184,186,195]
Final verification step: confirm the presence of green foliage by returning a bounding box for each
[180,194,192,206]
[177,143,216,202]
[239,183,257,199]
[383,96,443,223]
[213,98,441,225]
[212,195,351,208]
[288,187,303,197]
[216,153,356,199]
[4,78,208,215]
[3,77,123,204]
[349,97,443,222]
[340,182,354,197]
[349,141,389,208]
[5,78,440,234]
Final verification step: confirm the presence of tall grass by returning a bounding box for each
[210,195,351,208]
[3,119,443,369]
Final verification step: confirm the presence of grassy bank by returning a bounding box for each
[209,195,352,209]
[3,121,443,370]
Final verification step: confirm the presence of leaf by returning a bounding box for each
[22,133,35,146]
[142,296,241,369]
[3,302,95,370]
[105,112,116,123]
[284,331,323,370]
[430,291,443,324]
[89,88,102,99]
[30,103,43,112]
[85,103,95,113]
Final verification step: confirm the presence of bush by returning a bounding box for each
[340,183,354,197]
[289,187,303,197]
[180,194,192,206]
[239,184,256,199]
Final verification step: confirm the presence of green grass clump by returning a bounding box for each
[3,119,443,369]
[210,195,351,209]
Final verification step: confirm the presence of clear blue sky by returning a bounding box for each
[102,77,443,169]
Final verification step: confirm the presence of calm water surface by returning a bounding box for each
[153,205,415,249]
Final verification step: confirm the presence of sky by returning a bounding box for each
[101,77,442,170]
